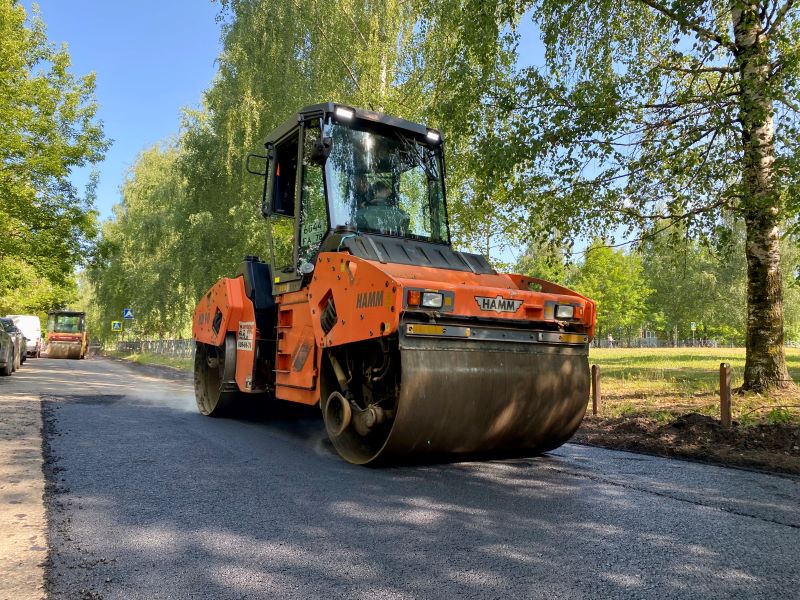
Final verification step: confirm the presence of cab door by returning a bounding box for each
[296,118,329,270]
[274,119,329,405]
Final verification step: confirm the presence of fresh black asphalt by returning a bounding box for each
[20,358,800,599]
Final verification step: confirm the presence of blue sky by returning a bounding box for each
[21,0,223,219]
[22,2,545,229]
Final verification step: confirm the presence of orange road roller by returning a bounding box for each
[46,310,88,359]
[193,103,596,465]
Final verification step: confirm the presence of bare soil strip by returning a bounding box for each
[574,413,800,475]
[0,393,46,600]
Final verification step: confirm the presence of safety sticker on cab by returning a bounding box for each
[237,321,255,351]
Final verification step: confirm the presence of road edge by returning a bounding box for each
[0,393,46,600]
[99,354,191,382]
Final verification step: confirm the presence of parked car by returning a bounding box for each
[0,317,25,369]
[6,315,43,358]
[0,327,13,375]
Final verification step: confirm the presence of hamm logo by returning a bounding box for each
[475,295,523,314]
[357,290,384,309]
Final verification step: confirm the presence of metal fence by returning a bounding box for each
[115,339,195,358]
[594,337,735,348]
[117,337,738,356]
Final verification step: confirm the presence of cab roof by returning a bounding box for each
[262,103,441,146]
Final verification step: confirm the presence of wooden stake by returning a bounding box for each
[720,362,732,428]
[591,364,601,416]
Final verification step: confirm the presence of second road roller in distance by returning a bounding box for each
[192,103,597,465]
[46,310,88,359]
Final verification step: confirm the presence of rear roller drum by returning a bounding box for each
[194,334,238,417]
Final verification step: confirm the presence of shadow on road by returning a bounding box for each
[40,388,800,600]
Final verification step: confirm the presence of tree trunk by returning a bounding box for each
[733,4,792,391]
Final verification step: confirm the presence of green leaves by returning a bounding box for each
[569,241,652,336]
[0,0,107,313]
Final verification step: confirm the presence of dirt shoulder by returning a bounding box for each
[0,392,46,600]
[574,412,800,476]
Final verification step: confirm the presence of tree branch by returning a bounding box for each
[664,64,738,74]
[764,0,796,35]
[288,0,367,104]
[637,0,737,51]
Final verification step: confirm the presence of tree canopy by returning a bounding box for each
[0,0,107,314]
[466,0,800,390]
[81,0,800,393]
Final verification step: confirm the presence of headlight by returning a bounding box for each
[421,292,444,308]
[555,304,574,319]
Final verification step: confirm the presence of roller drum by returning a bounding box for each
[47,342,82,359]
[330,334,589,465]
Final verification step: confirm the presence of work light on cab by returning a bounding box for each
[334,105,355,120]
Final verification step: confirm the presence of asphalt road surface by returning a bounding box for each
[7,357,800,599]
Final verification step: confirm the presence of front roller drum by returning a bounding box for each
[194,334,238,416]
[323,338,589,465]
[47,343,82,360]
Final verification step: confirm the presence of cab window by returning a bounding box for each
[298,122,328,266]
[272,133,298,217]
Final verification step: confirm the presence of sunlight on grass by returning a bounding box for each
[109,351,192,372]
[588,347,800,424]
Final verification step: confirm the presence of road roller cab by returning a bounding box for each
[192,103,596,464]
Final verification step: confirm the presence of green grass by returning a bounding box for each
[588,347,800,425]
[108,351,192,372]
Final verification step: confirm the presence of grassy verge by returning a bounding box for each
[588,347,800,425]
[105,351,192,372]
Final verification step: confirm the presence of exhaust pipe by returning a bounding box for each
[324,392,352,437]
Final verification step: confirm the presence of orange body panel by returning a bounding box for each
[306,252,596,348]
[307,254,402,348]
[193,252,596,406]
[273,291,320,404]
[192,276,258,392]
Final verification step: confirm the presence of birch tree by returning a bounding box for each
[485,1,800,391]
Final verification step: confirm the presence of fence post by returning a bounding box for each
[719,362,732,428]
[591,364,601,416]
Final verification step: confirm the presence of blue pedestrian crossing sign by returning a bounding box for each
[123,308,134,319]
[111,321,123,332]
